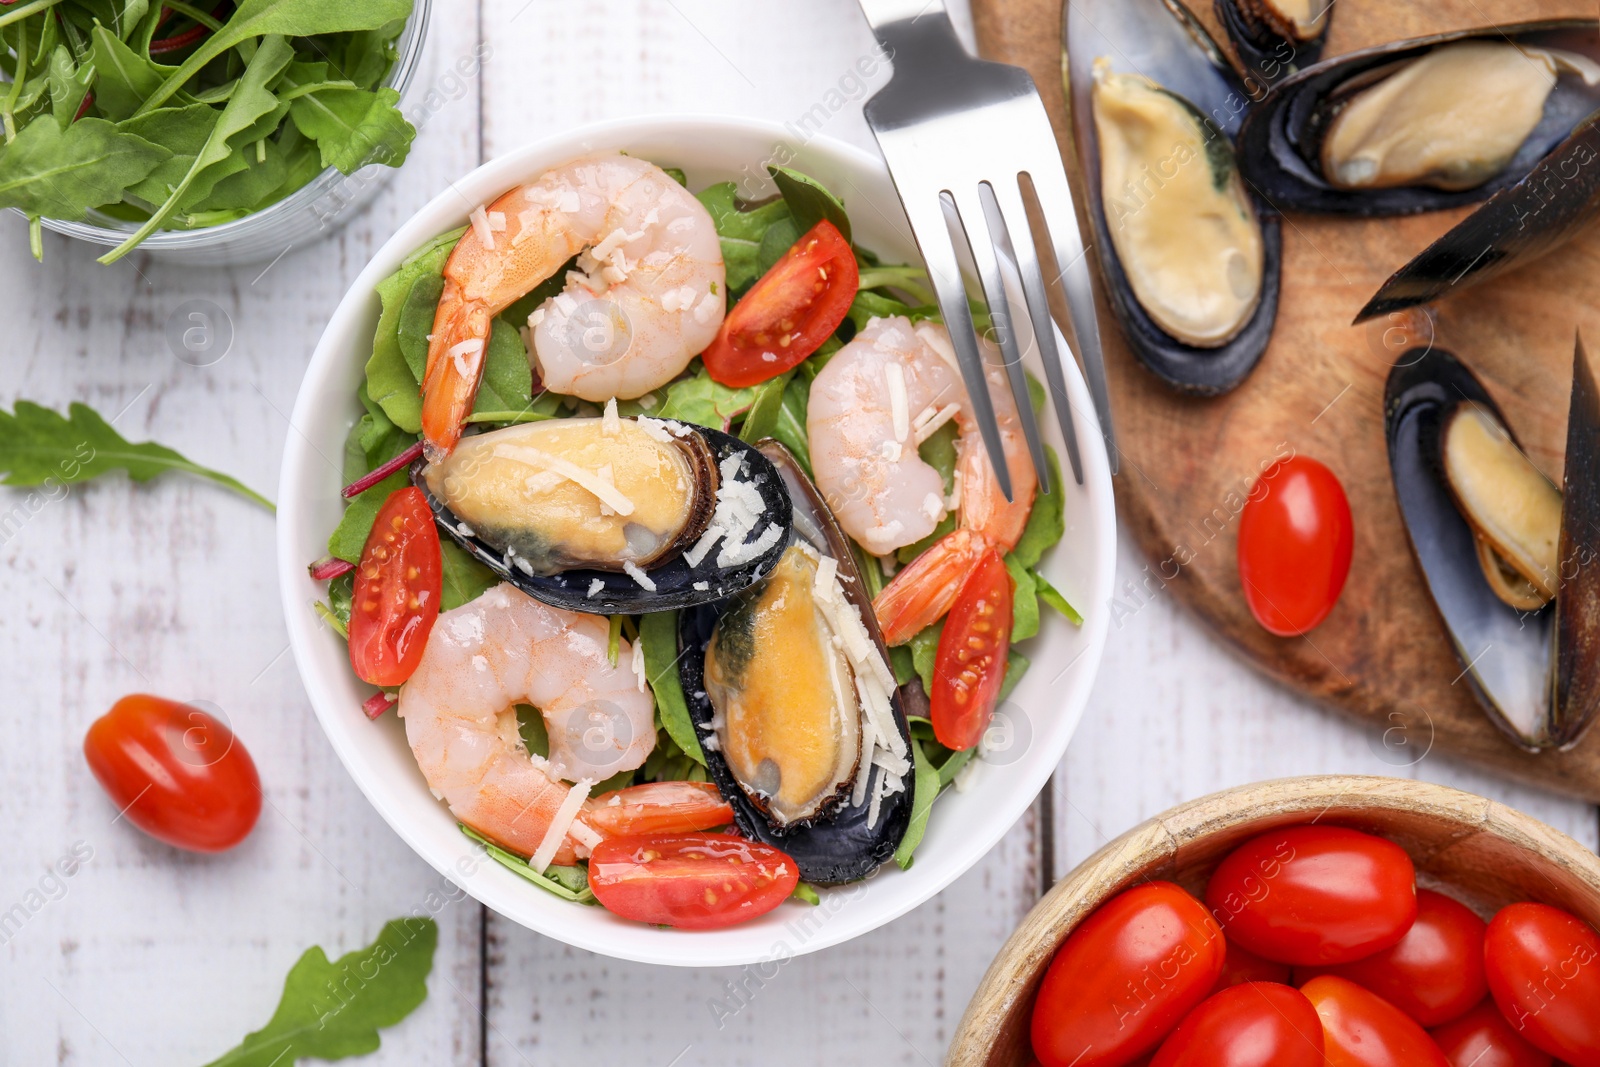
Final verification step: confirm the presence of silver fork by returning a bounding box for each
[858,0,1117,491]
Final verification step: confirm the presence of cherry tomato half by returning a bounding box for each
[83,695,261,852]
[1300,888,1486,1026]
[1213,939,1292,993]
[1236,454,1353,636]
[1150,982,1326,1067]
[701,219,858,387]
[1031,881,1225,1067]
[582,781,733,839]
[1205,825,1416,966]
[349,486,442,687]
[587,832,798,930]
[1484,903,1600,1067]
[930,548,1013,752]
[1302,975,1451,1067]
[1430,999,1553,1067]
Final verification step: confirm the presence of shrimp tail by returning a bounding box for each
[421,281,491,460]
[873,527,988,646]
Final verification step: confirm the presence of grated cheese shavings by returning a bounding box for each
[469,205,495,251]
[530,779,592,874]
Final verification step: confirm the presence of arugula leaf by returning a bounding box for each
[769,165,851,244]
[471,319,534,416]
[188,138,290,212]
[1006,554,1039,642]
[459,825,596,904]
[656,367,758,430]
[771,377,811,475]
[135,0,415,115]
[366,226,466,432]
[118,103,241,207]
[288,84,413,174]
[756,214,799,276]
[1034,571,1083,626]
[327,469,405,563]
[737,371,792,445]
[0,114,167,219]
[47,44,91,129]
[440,540,497,610]
[0,399,272,510]
[908,620,942,696]
[792,882,822,906]
[101,33,295,263]
[893,736,939,870]
[639,610,703,765]
[999,647,1029,701]
[695,180,792,293]
[1010,446,1064,570]
[199,917,436,1067]
[88,24,167,120]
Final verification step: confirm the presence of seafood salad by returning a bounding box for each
[308,153,1078,931]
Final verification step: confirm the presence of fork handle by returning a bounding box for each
[856,0,948,31]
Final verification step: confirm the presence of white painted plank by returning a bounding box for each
[0,8,491,1064]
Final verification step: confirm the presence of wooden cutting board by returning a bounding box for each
[970,0,1600,801]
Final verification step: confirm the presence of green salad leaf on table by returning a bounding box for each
[0,0,418,263]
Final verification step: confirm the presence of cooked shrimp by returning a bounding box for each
[421,153,725,459]
[805,316,1037,646]
[397,582,657,865]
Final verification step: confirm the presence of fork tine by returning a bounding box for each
[990,178,1085,486]
[899,192,1015,503]
[955,184,1051,497]
[1023,168,1119,474]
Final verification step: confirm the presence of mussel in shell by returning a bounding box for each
[1066,0,1283,394]
[1238,22,1600,216]
[680,441,915,884]
[1214,0,1331,86]
[415,413,792,614]
[1384,339,1600,751]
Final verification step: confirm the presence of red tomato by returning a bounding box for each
[1236,455,1353,636]
[1205,825,1417,966]
[83,695,261,852]
[1431,999,1553,1067]
[1302,975,1451,1067]
[1149,982,1326,1067]
[701,219,858,387]
[582,781,733,839]
[1484,903,1600,1067]
[349,486,442,686]
[1300,889,1486,1026]
[930,548,1013,752]
[1213,939,1293,992]
[1031,881,1226,1067]
[587,832,798,930]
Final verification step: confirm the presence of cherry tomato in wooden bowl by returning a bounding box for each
[1430,999,1554,1067]
[701,219,858,387]
[1031,881,1225,1067]
[83,694,261,852]
[1149,982,1326,1067]
[1302,975,1452,1067]
[1484,903,1600,1067]
[1299,888,1487,1026]
[1236,455,1353,636]
[582,781,734,839]
[348,485,442,687]
[931,548,1014,752]
[1212,939,1292,993]
[1206,825,1417,966]
[587,832,798,931]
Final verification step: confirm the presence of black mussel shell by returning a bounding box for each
[1239,21,1600,217]
[678,442,914,884]
[1385,341,1600,751]
[1066,0,1283,394]
[1214,0,1329,88]
[414,424,792,615]
[1356,115,1600,323]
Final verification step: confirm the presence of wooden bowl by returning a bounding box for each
[947,775,1600,1067]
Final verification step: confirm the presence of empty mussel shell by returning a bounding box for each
[1066,0,1283,394]
[415,415,792,614]
[679,441,914,884]
[1214,0,1331,86]
[1238,21,1600,216]
[1384,339,1600,751]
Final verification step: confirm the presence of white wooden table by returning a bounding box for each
[2,3,1595,1064]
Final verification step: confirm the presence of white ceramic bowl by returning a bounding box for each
[278,115,1117,967]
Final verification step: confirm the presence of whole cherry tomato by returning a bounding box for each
[1205,825,1416,966]
[1149,982,1326,1067]
[83,695,261,852]
[1213,939,1292,992]
[1031,881,1225,1067]
[930,548,1013,752]
[1484,903,1600,1067]
[587,832,798,930]
[1300,889,1486,1026]
[348,486,442,687]
[701,219,859,387]
[1430,999,1553,1067]
[581,781,733,839]
[1302,975,1451,1067]
[1236,454,1353,636]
